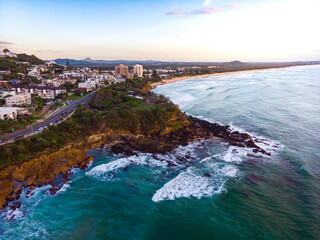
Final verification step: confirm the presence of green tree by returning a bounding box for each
[151,69,161,82]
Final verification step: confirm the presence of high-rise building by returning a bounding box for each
[115,64,129,78]
[133,64,143,78]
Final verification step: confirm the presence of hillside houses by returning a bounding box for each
[11,85,66,99]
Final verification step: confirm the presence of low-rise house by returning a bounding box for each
[0,89,16,99]
[43,78,77,87]
[45,60,56,66]
[27,67,42,80]
[5,93,31,106]
[159,74,171,79]
[0,107,28,120]
[156,69,176,74]
[0,81,8,88]
[0,50,17,58]
[0,71,11,75]
[7,79,23,85]
[60,71,87,80]
[11,85,66,99]
[78,78,100,91]
[39,65,47,72]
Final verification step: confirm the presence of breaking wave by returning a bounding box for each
[152,163,238,202]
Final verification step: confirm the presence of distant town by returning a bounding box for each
[0,48,319,143]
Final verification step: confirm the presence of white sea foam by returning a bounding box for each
[221,146,248,163]
[86,157,131,181]
[152,168,214,202]
[152,163,238,202]
[86,154,168,181]
[1,207,24,222]
[56,183,70,194]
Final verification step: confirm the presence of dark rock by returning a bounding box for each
[11,202,21,211]
[245,174,265,185]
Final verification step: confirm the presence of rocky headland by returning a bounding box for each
[0,113,269,212]
[0,79,275,216]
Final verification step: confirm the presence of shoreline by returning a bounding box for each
[150,65,301,89]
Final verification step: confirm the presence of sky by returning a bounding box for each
[0,0,320,62]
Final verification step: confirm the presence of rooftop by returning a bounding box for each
[0,107,23,114]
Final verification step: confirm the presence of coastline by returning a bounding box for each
[150,66,297,89]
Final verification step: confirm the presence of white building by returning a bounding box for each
[45,60,56,66]
[102,74,124,84]
[78,78,99,91]
[0,89,16,99]
[27,67,42,80]
[60,71,86,80]
[43,78,77,87]
[11,85,66,99]
[0,107,28,120]
[133,64,143,78]
[5,93,31,107]
[0,49,17,58]
[156,69,176,74]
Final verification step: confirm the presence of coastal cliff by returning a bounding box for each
[0,79,268,211]
[0,115,267,210]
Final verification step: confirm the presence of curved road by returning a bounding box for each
[0,91,96,143]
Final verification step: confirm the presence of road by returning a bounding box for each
[0,91,96,143]
[133,96,155,110]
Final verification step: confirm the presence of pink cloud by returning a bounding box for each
[166,2,240,16]
[224,3,241,9]
[166,11,183,15]
[0,41,14,45]
[190,7,218,15]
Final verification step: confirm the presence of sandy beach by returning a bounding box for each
[150,66,294,89]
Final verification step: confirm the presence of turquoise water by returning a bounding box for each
[1,65,320,239]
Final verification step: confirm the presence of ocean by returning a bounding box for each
[1,65,319,239]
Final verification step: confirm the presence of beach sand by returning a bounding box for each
[150,67,293,89]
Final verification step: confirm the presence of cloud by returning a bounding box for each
[203,0,212,6]
[166,10,183,15]
[166,2,240,16]
[190,7,218,15]
[224,3,241,9]
[0,41,14,45]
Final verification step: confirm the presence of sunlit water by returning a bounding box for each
[1,65,320,239]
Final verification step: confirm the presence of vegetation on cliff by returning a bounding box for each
[0,79,188,168]
[15,53,44,65]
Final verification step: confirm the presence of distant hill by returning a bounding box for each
[52,57,320,68]
[53,58,165,67]
[224,60,245,65]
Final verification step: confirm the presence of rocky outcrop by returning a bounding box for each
[188,116,270,155]
[0,135,107,210]
[104,116,268,157]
